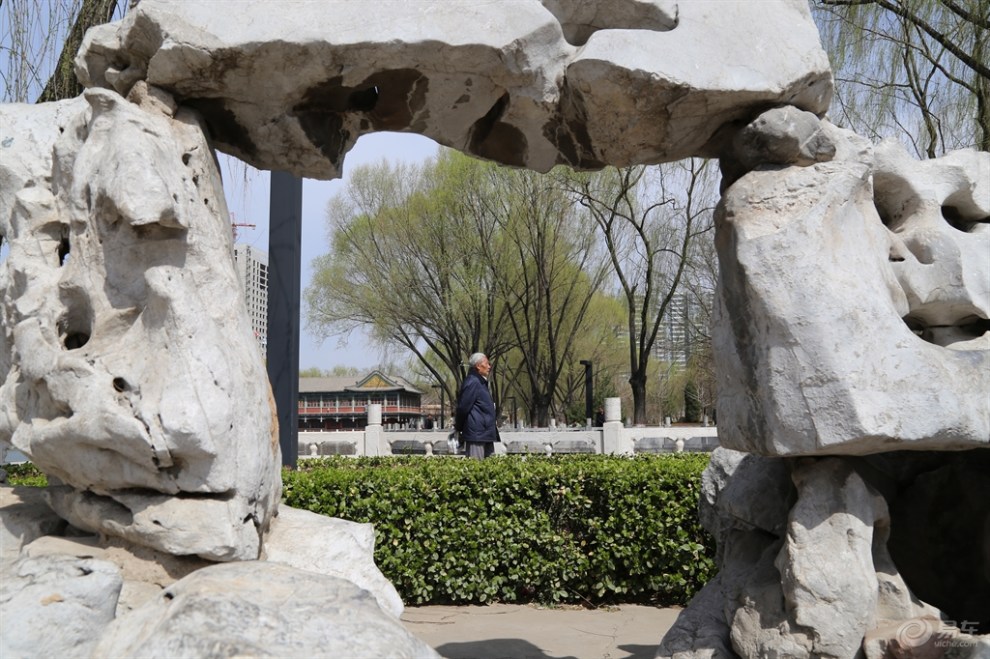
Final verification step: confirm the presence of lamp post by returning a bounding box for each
[579,360,593,428]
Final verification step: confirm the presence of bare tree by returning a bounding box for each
[564,159,717,426]
[1,0,124,104]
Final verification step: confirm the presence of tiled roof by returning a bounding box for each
[299,371,423,394]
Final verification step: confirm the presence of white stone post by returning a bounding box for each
[601,397,632,454]
[364,404,386,456]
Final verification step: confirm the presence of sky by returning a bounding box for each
[221,132,439,373]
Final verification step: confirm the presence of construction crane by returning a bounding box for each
[230,212,256,243]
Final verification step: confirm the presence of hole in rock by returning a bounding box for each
[942,205,989,234]
[57,293,94,351]
[112,377,129,393]
[63,332,90,350]
[903,315,931,343]
[903,311,990,348]
[468,93,527,167]
[57,233,70,266]
[181,153,191,165]
[348,85,380,112]
[876,450,990,633]
[958,315,990,338]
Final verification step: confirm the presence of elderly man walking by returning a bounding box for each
[454,353,500,459]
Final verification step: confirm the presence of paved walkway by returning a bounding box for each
[401,603,682,659]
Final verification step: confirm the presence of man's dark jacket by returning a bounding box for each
[454,370,499,442]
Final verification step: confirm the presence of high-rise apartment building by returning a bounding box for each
[232,243,269,357]
[654,291,711,367]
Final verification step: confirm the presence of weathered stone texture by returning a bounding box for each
[0,554,122,659]
[262,505,405,618]
[714,118,989,456]
[0,89,281,561]
[74,0,831,178]
[91,561,439,659]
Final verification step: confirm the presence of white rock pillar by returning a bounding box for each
[364,404,386,456]
[601,398,632,455]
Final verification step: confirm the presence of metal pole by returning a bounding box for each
[580,360,593,427]
[267,171,302,468]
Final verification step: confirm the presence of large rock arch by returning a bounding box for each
[1,1,986,656]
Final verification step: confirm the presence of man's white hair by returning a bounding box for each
[468,352,487,368]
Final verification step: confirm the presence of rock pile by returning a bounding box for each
[659,108,989,658]
[1,0,986,657]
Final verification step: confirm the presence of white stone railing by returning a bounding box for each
[298,399,719,458]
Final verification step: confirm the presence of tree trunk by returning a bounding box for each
[532,394,552,428]
[629,373,647,426]
[975,22,990,152]
[37,0,119,103]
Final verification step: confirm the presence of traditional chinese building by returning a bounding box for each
[298,371,424,430]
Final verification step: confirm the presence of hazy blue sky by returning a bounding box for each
[222,132,440,373]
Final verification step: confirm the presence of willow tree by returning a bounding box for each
[470,166,611,427]
[305,151,515,406]
[563,159,717,426]
[814,0,989,155]
[1,0,123,104]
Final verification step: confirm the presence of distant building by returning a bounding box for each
[298,371,424,430]
[232,243,268,356]
[655,292,711,367]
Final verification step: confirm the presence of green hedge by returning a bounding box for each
[283,454,714,607]
[3,462,47,487]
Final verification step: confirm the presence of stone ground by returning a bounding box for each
[401,603,681,659]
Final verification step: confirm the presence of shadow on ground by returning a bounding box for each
[435,639,659,659]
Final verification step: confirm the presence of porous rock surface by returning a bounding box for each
[714,115,990,456]
[0,87,281,561]
[75,0,831,178]
[657,448,983,659]
[2,2,987,658]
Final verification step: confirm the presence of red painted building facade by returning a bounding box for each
[298,371,424,430]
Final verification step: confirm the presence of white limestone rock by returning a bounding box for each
[656,572,736,659]
[262,504,404,618]
[660,454,944,659]
[0,90,281,561]
[92,561,440,659]
[699,448,794,566]
[775,459,883,659]
[75,0,831,178]
[0,553,122,659]
[714,124,990,456]
[18,532,214,616]
[0,485,67,569]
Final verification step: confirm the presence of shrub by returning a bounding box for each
[3,462,47,487]
[283,454,714,606]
